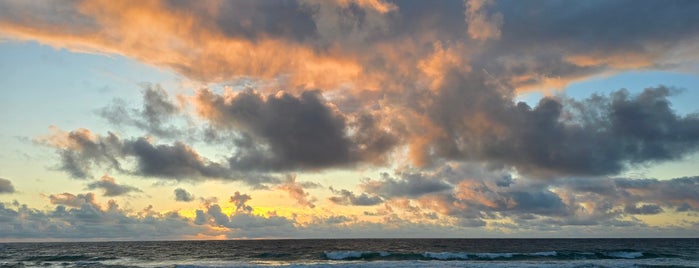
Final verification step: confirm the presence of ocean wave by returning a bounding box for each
[422,252,470,260]
[322,250,656,261]
[324,251,563,261]
[603,251,644,259]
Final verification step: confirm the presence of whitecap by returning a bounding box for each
[604,251,643,259]
[422,252,469,260]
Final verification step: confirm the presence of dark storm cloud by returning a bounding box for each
[0,178,15,194]
[195,89,397,171]
[328,187,383,206]
[86,175,142,197]
[174,188,195,202]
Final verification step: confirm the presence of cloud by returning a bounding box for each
[418,77,699,177]
[194,89,397,171]
[39,127,278,186]
[49,192,99,208]
[229,191,253,214]
[0,197,204,240]
[98,84,182,138]
[86,175,142,197]
[174,188,195,202]
[9,0,699,180]
[0,178,15,194]
[195,89,351,171]
[329,187,382,206]
[624,204,663,215]
[361,172,453,198]
[2,0,699,95]
[350,163,699,229]
[276,175,317,208]
[464,0,503,41]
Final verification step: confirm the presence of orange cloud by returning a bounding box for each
[464,0,503,41]
[0,0,366,91]
[275,175,317,208]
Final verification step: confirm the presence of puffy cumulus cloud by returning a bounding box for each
[38,127,278,186]
[275,175,317,208]
[174,188,195,202]
[0,197,204,240]
[86,175,142,197]
[0,178,15,194]
[417,79,699,177]
[193,88,397,171]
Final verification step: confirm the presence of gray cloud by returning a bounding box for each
[99,84,181,139]
[423,72,699,177]
[0,178,15,194]
[174,188,195,202]
[195,89,397,172]
[24,0,699,179]
[362,172,453,198]
[198,89,351,171]
[125,138,231,179]
[42,128,279,186]
[86,175,142,197]
[0,198,204,240]
[624,204,663,215]
[229,191,253,213]
[352,164,699,229]
[328,187,383,206]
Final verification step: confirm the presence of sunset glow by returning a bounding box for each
[1,0,699,241]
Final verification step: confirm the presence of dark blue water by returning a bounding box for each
[1,239,697,267]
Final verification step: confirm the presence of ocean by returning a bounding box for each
[1,238,697,267]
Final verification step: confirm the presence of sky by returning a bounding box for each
[1,0,699,241]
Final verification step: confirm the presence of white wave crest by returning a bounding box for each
[475,253,514,259]
[604,251,643,259]
[324,251,369,260]
[528,251,557,257]
[422,252,469,260]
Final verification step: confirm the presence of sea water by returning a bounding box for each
[1,238,697,267]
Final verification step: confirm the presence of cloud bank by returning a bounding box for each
[2,0,699,239]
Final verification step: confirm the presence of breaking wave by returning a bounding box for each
[323,250,654,261]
